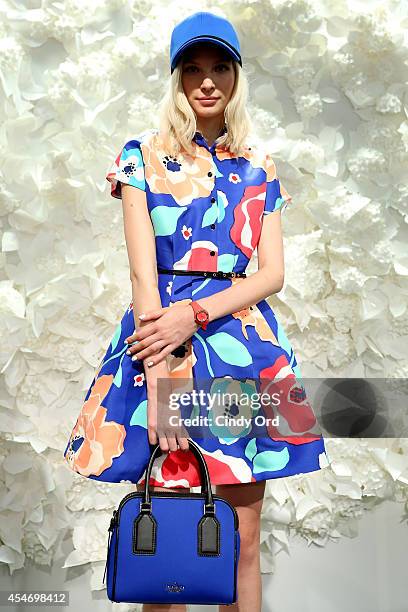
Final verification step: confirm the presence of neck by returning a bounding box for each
[196,120,226,146]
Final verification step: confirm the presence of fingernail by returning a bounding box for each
[147,361,153,367]
[139,314,145,319]
[126,350,131,355]
[131,355,138,361]
[124,339,128,344]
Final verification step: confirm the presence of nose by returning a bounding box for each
[201,76,215,87]
[201,80,216,94]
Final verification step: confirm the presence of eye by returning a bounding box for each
[215,63,230,71]
[183,65,197,73]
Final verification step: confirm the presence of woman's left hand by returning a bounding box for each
[124,303,199,367]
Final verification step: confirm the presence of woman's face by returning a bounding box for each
[181,42,235,124]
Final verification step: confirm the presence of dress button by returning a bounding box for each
[210,223,216,230]
[210,250,215,256]
[211,197,216,203]
[208,171,212,177]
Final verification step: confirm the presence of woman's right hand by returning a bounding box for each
[145,358,190,453]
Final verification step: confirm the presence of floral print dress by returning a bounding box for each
[63,127,330,488]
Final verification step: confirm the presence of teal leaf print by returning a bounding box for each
[202,203,218,227]
[253,448,290,473]
[206,332,253,367]
[110,322,122,352]
[113,352,125,388]
[245,438,258,461]
[245,439,290,472]
[202,191,228,228]
[130,399,147,428]
[217,253,239,272]
[150,205,187,237]
[193,332,215,377]
[216,190,228,223]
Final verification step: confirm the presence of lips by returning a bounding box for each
[198,97,219,101]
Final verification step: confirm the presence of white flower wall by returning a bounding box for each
[0,0,408,604]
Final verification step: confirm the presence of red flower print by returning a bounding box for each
[133,373,145,387]
[229,172,241,184]
[181,224,192,240]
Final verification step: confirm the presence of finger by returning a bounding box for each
[129,335,163,359]
[141,345,173,367]
[166,434,178,453]
[133,340,167,363]
[147,416,157,431]
[158,434,169,453]
[125,321,158,345]
[137,342,169,364]
[177,436,190,451]
[148,428,158,445]
[124,339,140,354]
[139,308,166,321]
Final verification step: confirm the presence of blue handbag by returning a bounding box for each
[103,439,240,605]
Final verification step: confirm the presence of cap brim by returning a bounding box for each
[171,36,241,72]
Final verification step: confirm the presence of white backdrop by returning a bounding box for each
[1,1,408,610]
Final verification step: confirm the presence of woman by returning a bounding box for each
[64,11,330,612]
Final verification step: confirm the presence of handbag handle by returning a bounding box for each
[143,439,214,508]
[132,440,222,558]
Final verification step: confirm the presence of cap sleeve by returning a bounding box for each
[106,138,146,199]
[263,153,293,215]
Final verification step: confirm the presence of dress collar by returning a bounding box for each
[194,124,227,143]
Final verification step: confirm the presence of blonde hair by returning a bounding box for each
[157,58,253,158]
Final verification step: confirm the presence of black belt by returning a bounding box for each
[157,267,246,279]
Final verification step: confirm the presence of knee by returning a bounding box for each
[237,524,260,564]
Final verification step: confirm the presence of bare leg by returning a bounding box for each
[216,480,266,612]
[137,483,190,612]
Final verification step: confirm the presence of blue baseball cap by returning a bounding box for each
[170,12,242,74]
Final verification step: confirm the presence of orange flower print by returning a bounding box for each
[231,299,280,344]
[64,375,126,477]
[141,133,215,206]
[216,143,265,168]
[263,153,293,204]
[263,153,279,181]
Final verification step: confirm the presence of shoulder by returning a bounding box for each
[236,138,272,175]
[122,128,158,151]
[246,139,279,180]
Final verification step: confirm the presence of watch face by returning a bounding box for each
[197,311,208,322]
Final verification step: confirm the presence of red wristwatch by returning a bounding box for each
[189,300,210,331]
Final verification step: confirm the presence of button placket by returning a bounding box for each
[195,133,220,269]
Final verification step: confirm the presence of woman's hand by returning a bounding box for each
[145,361,190,452]
[125,302,199,368]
